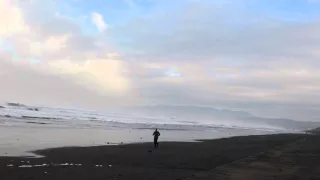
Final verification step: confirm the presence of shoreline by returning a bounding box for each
[0,134,309,180]
[0,125,287,157]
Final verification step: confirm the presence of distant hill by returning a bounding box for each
[4,102,39,111]
[125,105,320,131]
[6,102,27,107]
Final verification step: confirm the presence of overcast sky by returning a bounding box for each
[1,0,320,121]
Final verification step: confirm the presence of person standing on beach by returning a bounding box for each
[153,129,161,148]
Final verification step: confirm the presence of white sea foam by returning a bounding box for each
[16,163,82,168]
[0,105,194,128]
[19,165,33,168]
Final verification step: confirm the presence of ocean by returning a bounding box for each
[0,104,295,157]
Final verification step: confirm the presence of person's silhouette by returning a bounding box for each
[153,129,160,148]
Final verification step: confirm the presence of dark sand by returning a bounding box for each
[189,135,320,180]
[1,134,317,180]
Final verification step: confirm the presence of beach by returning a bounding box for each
[0,105,316,179]
[0,125,283,157]
[2,0,320,179]
[2,133,318,180]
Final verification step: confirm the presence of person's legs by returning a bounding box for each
[154,137,158,148]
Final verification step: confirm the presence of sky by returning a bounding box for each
[1,0,320,121]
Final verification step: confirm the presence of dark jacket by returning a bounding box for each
[153,130,160,138]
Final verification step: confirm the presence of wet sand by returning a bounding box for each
[190,135,320,180]
[0,126,282,157]
[0,134,309,180]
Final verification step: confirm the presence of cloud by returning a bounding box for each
[100,0,320,120]
[36,17,81,36]
[91,12,107,32]
[1,0,320,121]
[48,59,130,95]
[108,8,320,64]
[0,0,131,104]
[0,0,30,37]
[0,59,138,109]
